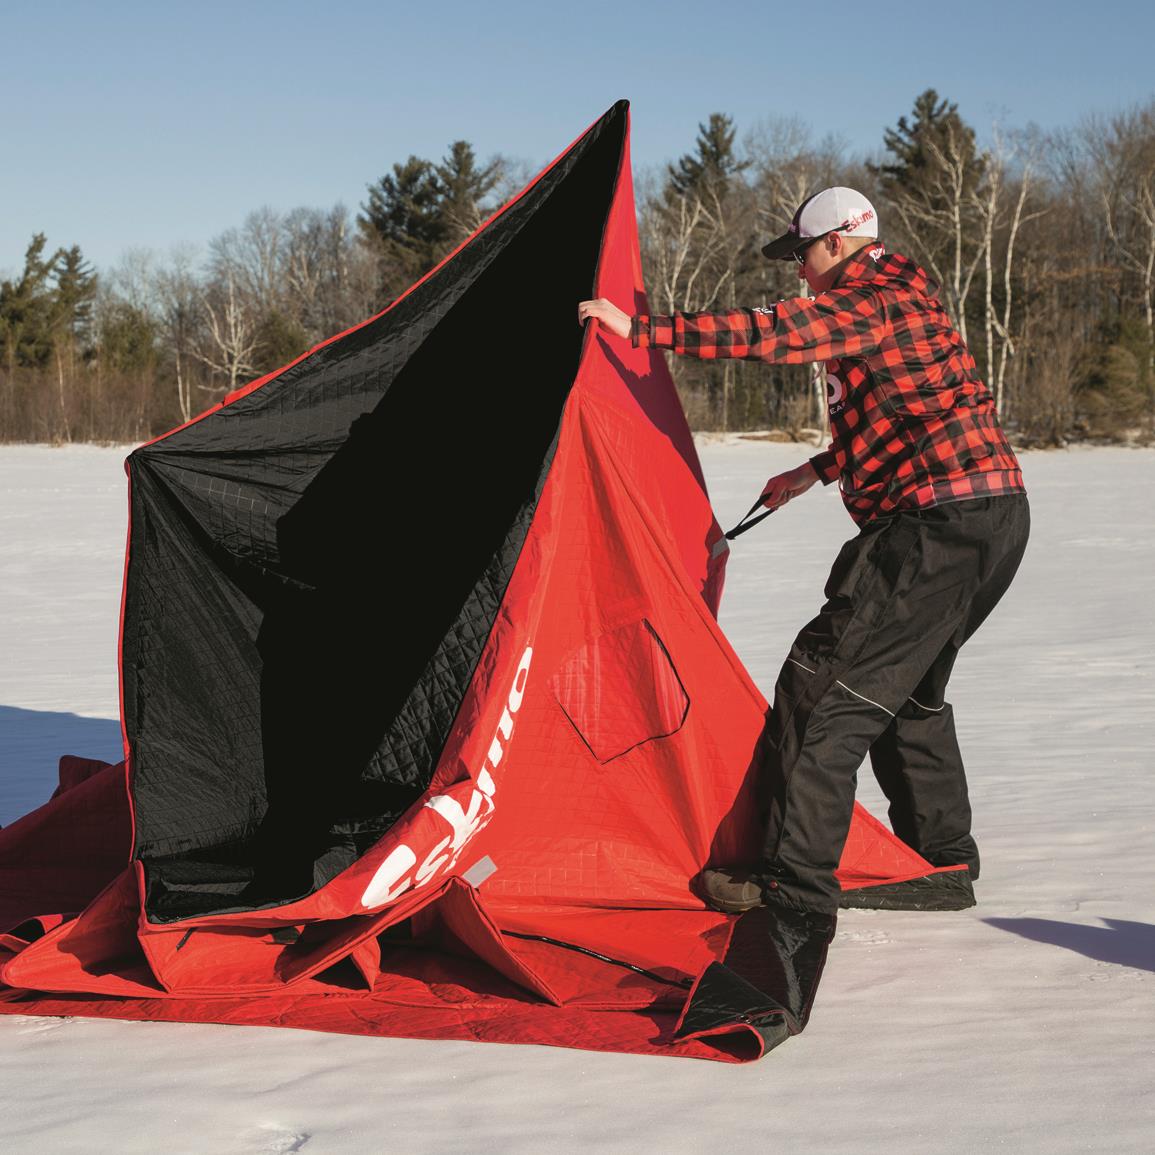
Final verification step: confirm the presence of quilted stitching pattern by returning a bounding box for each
[549,618,689,762]
[126,106,629,916]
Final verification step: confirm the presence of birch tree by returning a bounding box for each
[974,131,1048,415]
[154,250,204,423]
[875,90,987,342]
[640,114,754,428]
[1095,105,1155,370]
[194,272,258,393]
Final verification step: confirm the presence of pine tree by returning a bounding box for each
[873,90,987,341]
[0,234,58,372]
[51,244,98,350]
[359,156,446,294]
[876,89,984,200]
[667,113,748,200]
[658,114,754,431]
[359,142,504,297]
[434,141,501,246]
[253,309,310,375]
[98,299,158,376]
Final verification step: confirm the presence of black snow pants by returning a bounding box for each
[758,494,1030,914]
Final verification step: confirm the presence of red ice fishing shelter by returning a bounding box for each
[0,101,964,1061]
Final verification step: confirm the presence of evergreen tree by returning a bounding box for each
[359,141,504,296]
[98,299,158,377]
[253,308,310,375]
[667,113,748,199]
[434,141,501,246]
[51,244,98,351]
[873,90,987,341]
[358,156,446,293]
[658,114,756,431]
[0,234,58,372]
[876,89,984,200]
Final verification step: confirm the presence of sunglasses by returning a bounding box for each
[792,236,822,266]
[792,225,853,265]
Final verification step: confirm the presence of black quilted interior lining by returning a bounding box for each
[126,104,627,921]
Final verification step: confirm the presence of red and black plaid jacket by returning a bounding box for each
[632,244,1025,525]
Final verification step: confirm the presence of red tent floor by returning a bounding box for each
[0,757,958,1062]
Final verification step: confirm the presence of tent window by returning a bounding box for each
[550,619,689,763]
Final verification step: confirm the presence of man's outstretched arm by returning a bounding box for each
[576,300,836,509]
[578,289,890,363]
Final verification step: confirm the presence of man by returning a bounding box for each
[578,187,1029,921]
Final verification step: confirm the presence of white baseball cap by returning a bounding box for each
[762,187,878,260]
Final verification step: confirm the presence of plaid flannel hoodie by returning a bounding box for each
[632,244,1025,525]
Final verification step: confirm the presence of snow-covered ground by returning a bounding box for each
[1,442,1152,1155]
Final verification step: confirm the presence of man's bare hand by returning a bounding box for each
[760,462,819,509]
[578,298,631,339]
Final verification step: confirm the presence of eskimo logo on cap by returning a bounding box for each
[797,189,877,239]
[840,207,875,231]
[763,187,879,261]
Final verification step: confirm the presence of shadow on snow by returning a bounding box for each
[0,705,122,826]
[985,916,1155,974]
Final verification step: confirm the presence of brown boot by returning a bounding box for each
[694,866,765,913]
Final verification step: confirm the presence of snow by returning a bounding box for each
[1,442,1153,1154]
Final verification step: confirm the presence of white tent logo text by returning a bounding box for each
[359,645,534,909]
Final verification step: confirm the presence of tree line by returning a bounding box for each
[2,91,1153,444]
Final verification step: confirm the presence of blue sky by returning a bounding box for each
[3,0,1154,273]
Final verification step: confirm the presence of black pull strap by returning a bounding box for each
[724,496,776,540]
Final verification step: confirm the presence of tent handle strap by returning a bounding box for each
[724,497,776,540]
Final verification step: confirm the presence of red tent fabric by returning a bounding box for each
[0,101,961,1060]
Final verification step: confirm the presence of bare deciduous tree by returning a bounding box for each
[194,272,258,394]
[154,247,202,422]
[210,207,285,319]
[1096,108,1155,369]
[974,130,1048,416]
[888,123,987,342]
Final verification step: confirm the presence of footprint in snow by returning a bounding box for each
[16,1015,74,1034]
[837,929,891,945]
[234,1124,311,1153]
[1086,961,1149,983]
